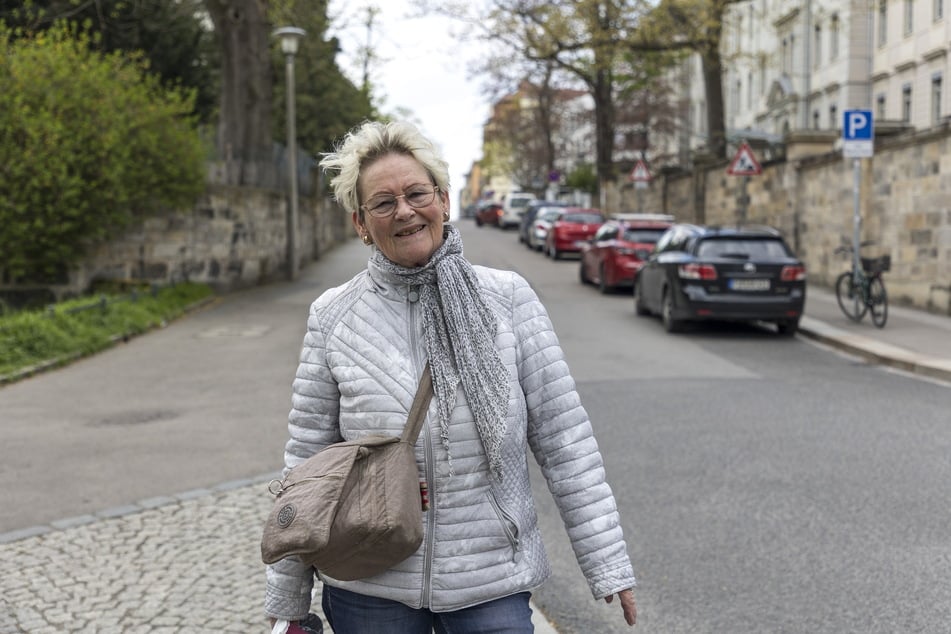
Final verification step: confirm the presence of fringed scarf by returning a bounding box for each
[369,225,510,480]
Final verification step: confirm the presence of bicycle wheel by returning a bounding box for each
[868,276,888,328]
[835,271,867,321]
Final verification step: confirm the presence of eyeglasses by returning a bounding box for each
[361,184,440,218]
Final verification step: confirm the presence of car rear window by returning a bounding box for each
[696,238,791,259]
[623,228,666,243]
[562,213,603,224]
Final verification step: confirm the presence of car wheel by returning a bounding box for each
[776,319,799,336]
[633,281,650,316]
[550,245,560,260]
[475,218,483,227]
[579,261,589,285]
[661,288,683,333]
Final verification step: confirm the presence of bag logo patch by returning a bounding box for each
[277,503,297,528]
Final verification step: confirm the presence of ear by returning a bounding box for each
[351,211,365,236]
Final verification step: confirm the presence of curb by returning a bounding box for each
[798,316,951,383]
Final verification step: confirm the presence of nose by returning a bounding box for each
[393,195,416,218]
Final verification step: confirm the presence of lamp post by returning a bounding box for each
[273,26,305,281]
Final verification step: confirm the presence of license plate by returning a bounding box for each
[730,278,771,291]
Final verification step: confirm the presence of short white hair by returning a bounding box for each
[319,120,450,217]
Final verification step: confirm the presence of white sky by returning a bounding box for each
[328,1,490,212]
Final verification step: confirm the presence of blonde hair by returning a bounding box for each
[319,120,450,216]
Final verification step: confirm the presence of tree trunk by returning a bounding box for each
[205,0,273,185]
[593,67,616,194]
[701,44,727,160]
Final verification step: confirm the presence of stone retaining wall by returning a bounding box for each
[67,184,354,295]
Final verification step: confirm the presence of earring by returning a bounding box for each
[442,211,450,222]
[362,233,373,246]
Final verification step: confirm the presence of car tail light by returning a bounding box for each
[780,264,807,281]
[678,263,717,280]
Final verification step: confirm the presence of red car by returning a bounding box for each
[544,208,603,259]
[474,202,503,227]
[579,213,674,293]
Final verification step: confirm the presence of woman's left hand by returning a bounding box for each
[604,588,637,626]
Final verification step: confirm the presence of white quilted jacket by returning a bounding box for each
[264,260,636,620]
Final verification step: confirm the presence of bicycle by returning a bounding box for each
[833,241,890,328]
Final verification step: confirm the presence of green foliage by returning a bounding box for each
[0,0,219,122]
[0,282,214,379]
[565,162,598,193]
[0,22,207,282]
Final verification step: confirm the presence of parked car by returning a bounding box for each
[579,213,674,293]
[499,191,537,229]
[518,200,569,246]
[527,206,571,251]
[634,223,807,335]
[544,208,604,259]
[474,201,503,227]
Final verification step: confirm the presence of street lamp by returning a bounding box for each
[273,26,306,281]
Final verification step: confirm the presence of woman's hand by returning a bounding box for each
[604,588,637,626]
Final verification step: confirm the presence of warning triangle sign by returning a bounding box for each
[630,159,651,182]
[726,142,762,176]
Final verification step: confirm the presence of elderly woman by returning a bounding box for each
[265,120,637,633]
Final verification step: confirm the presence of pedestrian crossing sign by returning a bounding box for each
[726,142,762,176]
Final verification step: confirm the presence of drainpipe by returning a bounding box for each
[801,0,812,130]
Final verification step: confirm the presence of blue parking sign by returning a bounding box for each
[843,109,873,157]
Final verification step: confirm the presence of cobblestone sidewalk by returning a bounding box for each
[0,476,286,634]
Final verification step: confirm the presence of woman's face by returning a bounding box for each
[354,153,448,268]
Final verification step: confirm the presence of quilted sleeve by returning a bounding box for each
[513,274,637,599]
[265,300,344,619]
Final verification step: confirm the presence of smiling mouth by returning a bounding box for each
[395,225,426,237]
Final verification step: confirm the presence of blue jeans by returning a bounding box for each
[321,585,535,634]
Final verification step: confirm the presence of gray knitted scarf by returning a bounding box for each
[369,224,510,481]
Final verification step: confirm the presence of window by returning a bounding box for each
[879,0,888,45]
[813,110,821,129]
[814,25,822,68]
[904,0,914,33]
[830,104,838,129]
[932,74,943,124]
[782,39,789,73]
[748,72,753,108]
[877,94,887,119]
[936,0,944,20]
[902,84,913,122]
[830,15,840,59]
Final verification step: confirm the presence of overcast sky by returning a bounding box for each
[328,1,490,211]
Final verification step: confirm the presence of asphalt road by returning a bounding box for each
[461,221,951,634]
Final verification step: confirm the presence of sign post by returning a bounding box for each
[726,142,762,225]
[843,110,874,280]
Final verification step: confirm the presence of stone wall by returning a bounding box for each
[619,127,951,315]
[69,183,354,295]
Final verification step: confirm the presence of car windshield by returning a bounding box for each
[696,238,791,259]
[538,209,564,221]
[562,213,602,224]
[622,228,666,243]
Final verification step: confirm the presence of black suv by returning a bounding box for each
[634,224,807,335]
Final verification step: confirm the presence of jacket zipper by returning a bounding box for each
[487,491,521,562]
[408,285,437,608]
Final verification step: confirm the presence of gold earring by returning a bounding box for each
[362,234,373,245]
[442,211,450,222]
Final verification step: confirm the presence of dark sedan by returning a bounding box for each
[634,223,807,335]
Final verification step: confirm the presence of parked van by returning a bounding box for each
[499,192,537,229]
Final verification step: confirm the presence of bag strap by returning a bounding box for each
[400,362,434,444]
